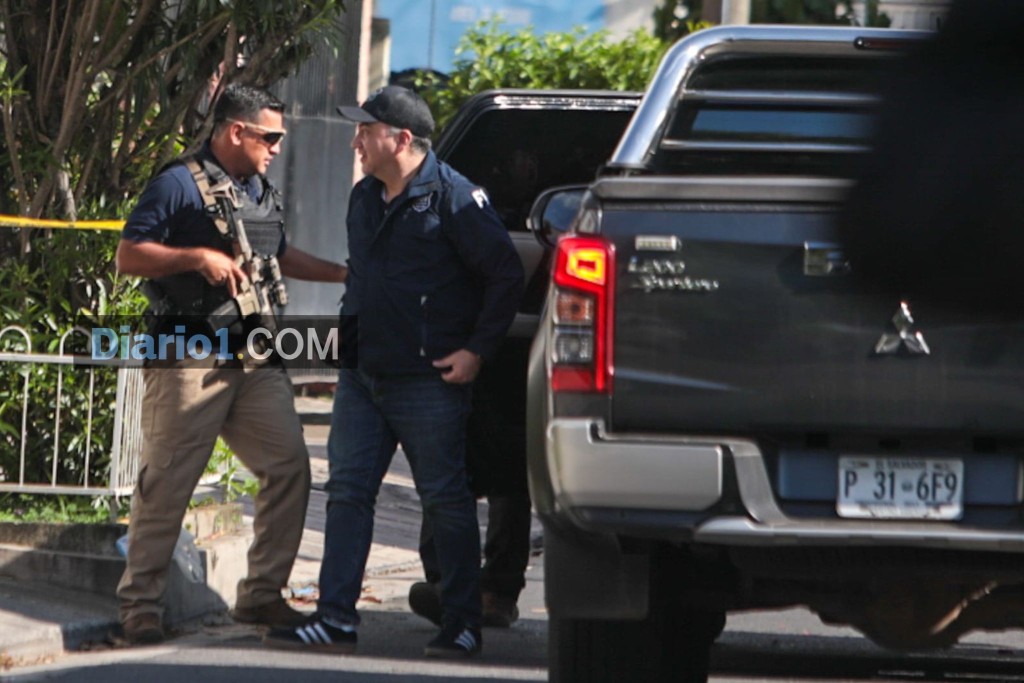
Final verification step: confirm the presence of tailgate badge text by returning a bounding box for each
[627,256,719,294]
[874,302,930,356]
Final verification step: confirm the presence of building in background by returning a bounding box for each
[375,0,662,74]
[374,1,948,77]
[874,0,949,29]
[604,0,664,39]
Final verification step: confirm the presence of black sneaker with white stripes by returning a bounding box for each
[423,621,482,659]
[262,615,357,654]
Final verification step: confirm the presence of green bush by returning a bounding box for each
[202,438,260,506]
[0,493,118,523]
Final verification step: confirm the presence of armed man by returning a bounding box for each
[114,83,346,645]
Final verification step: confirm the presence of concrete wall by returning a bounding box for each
[603,0,661,39]
[606,0,951,33]
[270,1,369,316]
[878,0,950,30]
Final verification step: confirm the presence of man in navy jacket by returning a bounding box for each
[265,86,523,658]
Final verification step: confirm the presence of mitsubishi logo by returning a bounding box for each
[874,302,930,356]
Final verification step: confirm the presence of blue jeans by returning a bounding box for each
[419,489,532,599]
[318,369,481,628]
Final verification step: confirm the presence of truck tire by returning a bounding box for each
[548,605,723,683]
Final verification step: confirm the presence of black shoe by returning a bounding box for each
[482,592,519,628]
[424,621,482,659]
[262,615,357,654]
[408,581,443,626]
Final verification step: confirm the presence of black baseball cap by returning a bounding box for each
[337,85,435,138]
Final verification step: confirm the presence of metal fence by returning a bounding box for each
[0,325,143,500]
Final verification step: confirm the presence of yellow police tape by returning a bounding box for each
[0,214,124,231]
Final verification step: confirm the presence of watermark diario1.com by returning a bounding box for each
[86,316,347,368]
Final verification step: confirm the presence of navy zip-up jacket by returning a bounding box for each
[341,151,524,377]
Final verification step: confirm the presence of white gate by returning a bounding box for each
[0,325,142,500]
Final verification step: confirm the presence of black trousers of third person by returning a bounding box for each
[420,489,532,598]
[418,339,532,599]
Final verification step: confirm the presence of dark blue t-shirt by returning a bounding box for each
[122,151,285,256]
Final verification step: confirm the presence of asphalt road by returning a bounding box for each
[3,563,549,683]
[8,558,1024,683]
[7,421,1024,682]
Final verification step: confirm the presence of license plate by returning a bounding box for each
[836,456,964,520]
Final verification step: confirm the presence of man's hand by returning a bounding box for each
[115,239,248,296]
[198,249,247,297]
[432,349,481,384]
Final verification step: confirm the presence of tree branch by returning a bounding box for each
[222,20,239,81]
[91,11,231,113]
[33,1,101,218]
[2,98,29,216]
[95,0,159,73]
[39,0,76,126]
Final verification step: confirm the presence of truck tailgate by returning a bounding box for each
[603,194,1024,437]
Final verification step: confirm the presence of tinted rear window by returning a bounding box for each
[688,55,888,93]
[644,53,891,177]
[678,105,874,145]
[442,108,633,232]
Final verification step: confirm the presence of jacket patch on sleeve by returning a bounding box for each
[471,188,489,209]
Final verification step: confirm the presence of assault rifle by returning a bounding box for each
[204,178,288,362]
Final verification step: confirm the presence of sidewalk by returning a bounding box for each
[0,393,432,668]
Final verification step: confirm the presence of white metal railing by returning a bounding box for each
[0,325,143,501]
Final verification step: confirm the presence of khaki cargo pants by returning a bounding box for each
[117,361,311,622]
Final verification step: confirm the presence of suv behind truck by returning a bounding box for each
[433,90,639,490]
[528,25,1024,682]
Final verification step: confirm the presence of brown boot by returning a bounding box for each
[482,592,519,628]
[123,612,165,645]
[231,596,309,628]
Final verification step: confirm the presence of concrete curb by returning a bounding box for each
[0,578,118,663]
[0,525,255,668]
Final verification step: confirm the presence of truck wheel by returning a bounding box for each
[548,605,722,683]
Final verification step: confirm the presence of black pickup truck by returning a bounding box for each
[528,25,1024,683]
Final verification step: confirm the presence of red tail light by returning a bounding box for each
[551,235,614,393]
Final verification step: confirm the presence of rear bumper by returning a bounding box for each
[545,418,1024,552]
[546,418,723,511]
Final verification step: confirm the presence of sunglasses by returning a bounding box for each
[228,118,287,145]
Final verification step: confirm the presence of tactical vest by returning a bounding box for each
[151,153,285,316]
